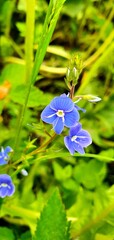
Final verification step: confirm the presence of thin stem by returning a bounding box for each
[13,0,66,153]
[29,132,57,156]
[14,0,35,151]
[86,7,114,58]
[2,204,40,221]
[77,41,114,94]
[9,38,24,59]
[25,0,35,83]
[84,30,114,67]
[12,132,57,168]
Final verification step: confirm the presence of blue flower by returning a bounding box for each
[0,146,13,165]
[75,105,86,113]
[41,95,80,134]
[0,174,15,198]
[64,123,92,155]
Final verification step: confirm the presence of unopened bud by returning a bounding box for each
[66,55,84,88]
[74,94,101,103]
[21,169,28,176]
[86,95,101,103]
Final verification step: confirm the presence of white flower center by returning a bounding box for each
[0,183,10,189]
[56,110,64,117]
[0,183,7,188]
[71,135,77,142]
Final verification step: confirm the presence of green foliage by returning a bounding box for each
[0,0,114,239]
[20,231,32,240]
[73,159,107,189]
[33,189,69,240]
[0,227,15,240]
[10,85,53,107]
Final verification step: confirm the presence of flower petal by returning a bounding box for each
[69,123,82,137]
[75,105,86,113]
[50,96,74,112]
[0,157,7,165]
[64,108,80,127]
[41,105,56,124]
[4,146,13,155]
[64,136,75,155]
[53,117,64,134]
[73,141,85,154]
[77,130,92,147]
[0,174,15,198]
[0,187,8,198]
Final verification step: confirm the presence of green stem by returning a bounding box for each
[29,132,57,156]
[9,38,24,59]
[25,0,35,83]
[13,0,66,154]
[84,30,114,68]
[2,204,40,221]
[78,39,114,94]
[30,0,66,85]
[14,0,35,151]
[12,132,57,169]
[85,7,114,58]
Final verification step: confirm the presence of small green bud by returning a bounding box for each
[66,55,84,88]
[74,94,101,103]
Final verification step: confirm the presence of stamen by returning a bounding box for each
[0,183,11,189]
[71,135,77,142]
[0,183,8,188]
[46,113,56,118]
[56,110,64,117]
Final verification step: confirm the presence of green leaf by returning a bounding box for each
[99,149,114,162]
[0,63,25,87]
[62,178,79,191]
[10,84,53,107]
[53,162,72,181]
[33,189,69,240]
[63,0,84,18]
[73,160,107,189]
[95,233,114,240]
[0,227,15,240]
[20,230,32,240]
[0,36,13,57]
[98,222,114,236]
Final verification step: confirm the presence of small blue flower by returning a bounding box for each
[64,123,92,155]
[41,95,80,134]
[0,174,15,198]
[0,146,13,165]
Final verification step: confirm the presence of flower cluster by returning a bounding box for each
[0,146,15,198]
[41,94,92,155]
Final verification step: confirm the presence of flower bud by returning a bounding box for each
[66,55,84,88]
[21,169,28,176]
[74,94,101,103]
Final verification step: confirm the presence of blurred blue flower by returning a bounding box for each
[64,123,92,155]
[0,174,15,198]
[75,105,86,113]
[0,146,13,165]
[41,94,80,134]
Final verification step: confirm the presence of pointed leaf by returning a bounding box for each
[33,189,69,240]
